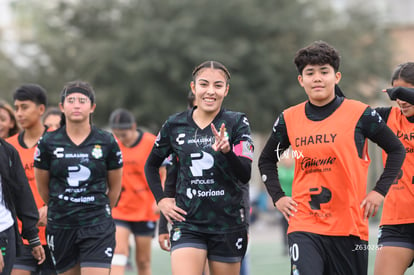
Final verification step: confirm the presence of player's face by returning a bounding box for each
[14,100,45,130]
[298,64,341,106]
[191,68,229,114]
[0,108,15,138]
[44,114,61,130]
[112,127,137,147]
[60,92,95,123]
[393,79,414,117]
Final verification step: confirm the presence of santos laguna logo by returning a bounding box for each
[186,188,225,199]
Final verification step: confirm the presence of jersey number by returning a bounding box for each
[290,243,299,261]
[47,234,55,251]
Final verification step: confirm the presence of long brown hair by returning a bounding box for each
[0,100,20,137]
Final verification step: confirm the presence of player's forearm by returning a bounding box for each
[107,168,122,208]
[34,168,50,204]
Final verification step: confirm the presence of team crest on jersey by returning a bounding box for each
[172,228,181,241]
[91,145,103,159]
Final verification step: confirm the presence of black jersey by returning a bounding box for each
[34,125,123,229]
[150,108,253,233]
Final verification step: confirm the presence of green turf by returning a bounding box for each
[125,219,414,275]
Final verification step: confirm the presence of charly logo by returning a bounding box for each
[235,238,243,250]
[242,116,250,126]
[176,133,185,145]
[294,133,337,147]
[104,247,113,257]
[53,147,64,158]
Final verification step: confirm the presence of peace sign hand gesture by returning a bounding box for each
[211,123,230,153]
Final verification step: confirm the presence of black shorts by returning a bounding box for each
[46,220,115,273]
[378,223,414,250]
[378,223,414,268]
[170,226,248,263]
[113,219,156,237]
[288,232,368,275]
[0,225,16,275]
[13,244,56,274]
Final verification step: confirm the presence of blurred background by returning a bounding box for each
[1,0,414,273]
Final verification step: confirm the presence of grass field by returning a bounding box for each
[125,212,414,275]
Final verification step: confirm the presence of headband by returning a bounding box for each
[61,87,94,103]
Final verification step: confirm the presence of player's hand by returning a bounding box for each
[0,251,4,273]
[31,245,46,265]
[153,201,160,214]
[275,196,297,221]
[158,233,171,251]
[383,86,414,100]
[211,123,230,153]
[360,191,384,220]
[38,205,48,227]
[157,198,186,224]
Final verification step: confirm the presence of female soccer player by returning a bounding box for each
[42,107,62,131]
[0,100,19,138]
[109,108,165,275]
[145,61,253,275]
[34,80,123,275]
[374,62,414,275]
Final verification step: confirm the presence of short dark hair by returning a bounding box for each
[294,40,340,75]
[13,84,47,106]
[391,62,414,86]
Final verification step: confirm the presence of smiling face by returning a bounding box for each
[190,67,229,115]
[393,79,414,117]
[298,64,341,106]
